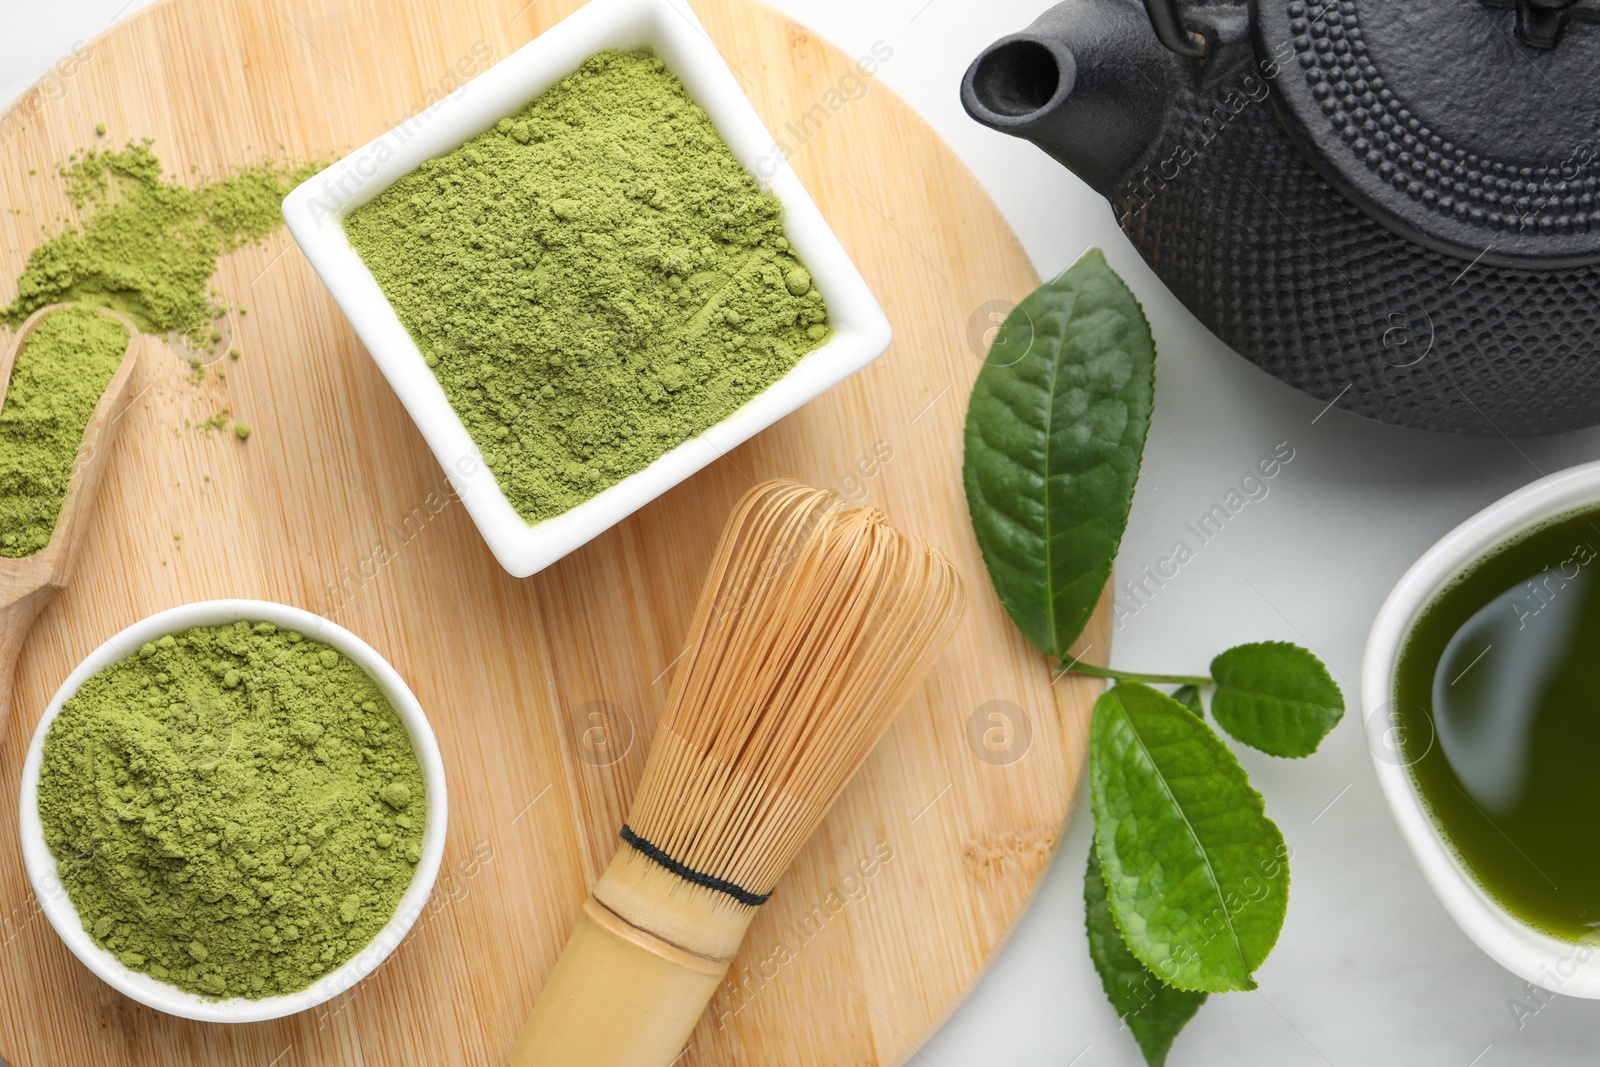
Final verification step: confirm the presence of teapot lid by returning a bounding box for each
[1255,0,1600,267]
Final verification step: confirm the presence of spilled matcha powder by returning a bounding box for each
[0,306,129,557]
[2,142,318,351]
[37,622,426,999]
[345,50,831,523]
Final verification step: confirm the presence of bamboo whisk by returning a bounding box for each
[512,480,963,1067]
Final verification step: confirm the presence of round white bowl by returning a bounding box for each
[1364,460,1600,997]
[17,599,449,1022]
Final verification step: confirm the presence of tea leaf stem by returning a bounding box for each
[1057,662,1212,687]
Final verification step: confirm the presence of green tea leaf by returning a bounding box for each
[1090,683,1289,992]
[1171,684,1204,718]
[1211,642,1344,758]
[1085,847,1208,1067]
[962,249,1155,657]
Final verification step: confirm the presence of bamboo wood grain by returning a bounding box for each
[0,306,143,741]
[0,1,1110,1064]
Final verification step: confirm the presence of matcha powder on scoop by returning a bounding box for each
[0,306,129,558]
[344,49,832,524]
[36,623,426,999]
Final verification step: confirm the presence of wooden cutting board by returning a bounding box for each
[0,1,1108,1064]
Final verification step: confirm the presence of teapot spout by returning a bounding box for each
[961,1,1177,197]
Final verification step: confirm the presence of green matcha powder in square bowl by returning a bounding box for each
[17,600,448,1023]
[283,0,892,577]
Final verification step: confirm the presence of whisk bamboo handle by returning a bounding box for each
[512,847,755,1067]
[511,896,730,1067]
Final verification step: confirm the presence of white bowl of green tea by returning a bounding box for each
[1365,461,1600,996]
[17,600,448,1022]
[282,0,893,578]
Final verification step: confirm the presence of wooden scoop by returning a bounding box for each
[0,304,143,742]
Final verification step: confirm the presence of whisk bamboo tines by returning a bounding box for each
[512,480,963,1067]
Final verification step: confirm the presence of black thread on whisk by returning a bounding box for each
[619,824,771,907]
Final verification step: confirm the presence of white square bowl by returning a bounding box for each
[282,0,892,577]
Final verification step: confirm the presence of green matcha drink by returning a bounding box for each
[37,622,426,999]
[1396,506,1600,940]
[345,49,831,524]
[0,306,129,557]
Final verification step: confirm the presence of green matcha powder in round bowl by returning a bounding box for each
[35,622,427,1000]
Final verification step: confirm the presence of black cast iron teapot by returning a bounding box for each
[962,0,1600,435]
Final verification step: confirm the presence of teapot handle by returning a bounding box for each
[1140,0,1208,58]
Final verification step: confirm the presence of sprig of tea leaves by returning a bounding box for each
[1063,642,1343,757]
[962,250,1343,1065]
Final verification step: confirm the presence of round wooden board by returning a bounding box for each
[0,1,1108,1064]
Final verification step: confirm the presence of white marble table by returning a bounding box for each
[8,2,1600,1063]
